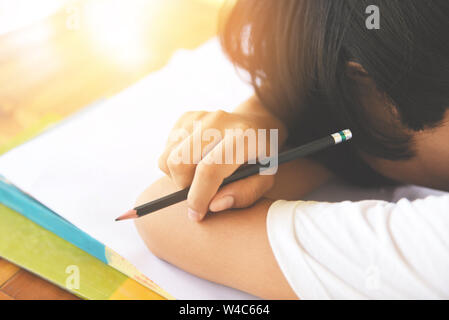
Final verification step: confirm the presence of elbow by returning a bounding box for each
[133,176,190,262]
[135,215,166,260]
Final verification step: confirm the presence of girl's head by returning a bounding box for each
[221,0,449,183]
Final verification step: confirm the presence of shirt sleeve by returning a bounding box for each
[266,196,449,300]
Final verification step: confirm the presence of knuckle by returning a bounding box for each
[167,154,185,173]
[236,119,252,131]
[214,109,227,117]
[181,111,195,119]
[208,110,228,123]
[196,162,216,180]
[167,157,193,188]
[158,156,169,174]
[194,110,209,120]
[182,110,207,121]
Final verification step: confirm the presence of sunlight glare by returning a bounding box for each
[84,0,158,68]
[0,0,68,36]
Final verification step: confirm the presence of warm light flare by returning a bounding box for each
[0,0,69,36]
[84,0,159,68]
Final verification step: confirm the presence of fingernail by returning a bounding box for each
[209,196,234,212]
[188,208,201,222]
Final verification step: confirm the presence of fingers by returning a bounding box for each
[166,136,196,188]
[158,128,190,177]
[187,162,229,221]
[166,124,223,189]
[186,132,263,221]
[159,110,233,188]
[186,137,237,221]
[157,109,279,222]
[158,111,207,176]
[209,174,275,212]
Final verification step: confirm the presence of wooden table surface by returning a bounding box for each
[0,0,222,300]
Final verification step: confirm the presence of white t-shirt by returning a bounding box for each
[267,189,449,299]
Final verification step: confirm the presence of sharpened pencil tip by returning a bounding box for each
[115,209,138,222]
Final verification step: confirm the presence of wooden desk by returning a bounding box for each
[0,0,221,300]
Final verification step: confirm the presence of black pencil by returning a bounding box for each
[115,129,352,221]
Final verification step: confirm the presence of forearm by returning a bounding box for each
[134,158,330,295]
[134,176,296,299]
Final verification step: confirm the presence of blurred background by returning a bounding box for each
[0,0,226,153]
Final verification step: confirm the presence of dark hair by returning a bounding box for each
[220,0,449,186]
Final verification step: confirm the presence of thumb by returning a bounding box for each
[209,174,275,212]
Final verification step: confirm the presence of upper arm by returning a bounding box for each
[267,196,449,299]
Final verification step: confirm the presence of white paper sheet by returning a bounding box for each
[0,38,258,299]
[0,38,444,300]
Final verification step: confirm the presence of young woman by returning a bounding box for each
[135,0,449,299]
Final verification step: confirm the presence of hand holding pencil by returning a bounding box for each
[116,128,352,221]
[154,106,288,222]
[117,101,352,221]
